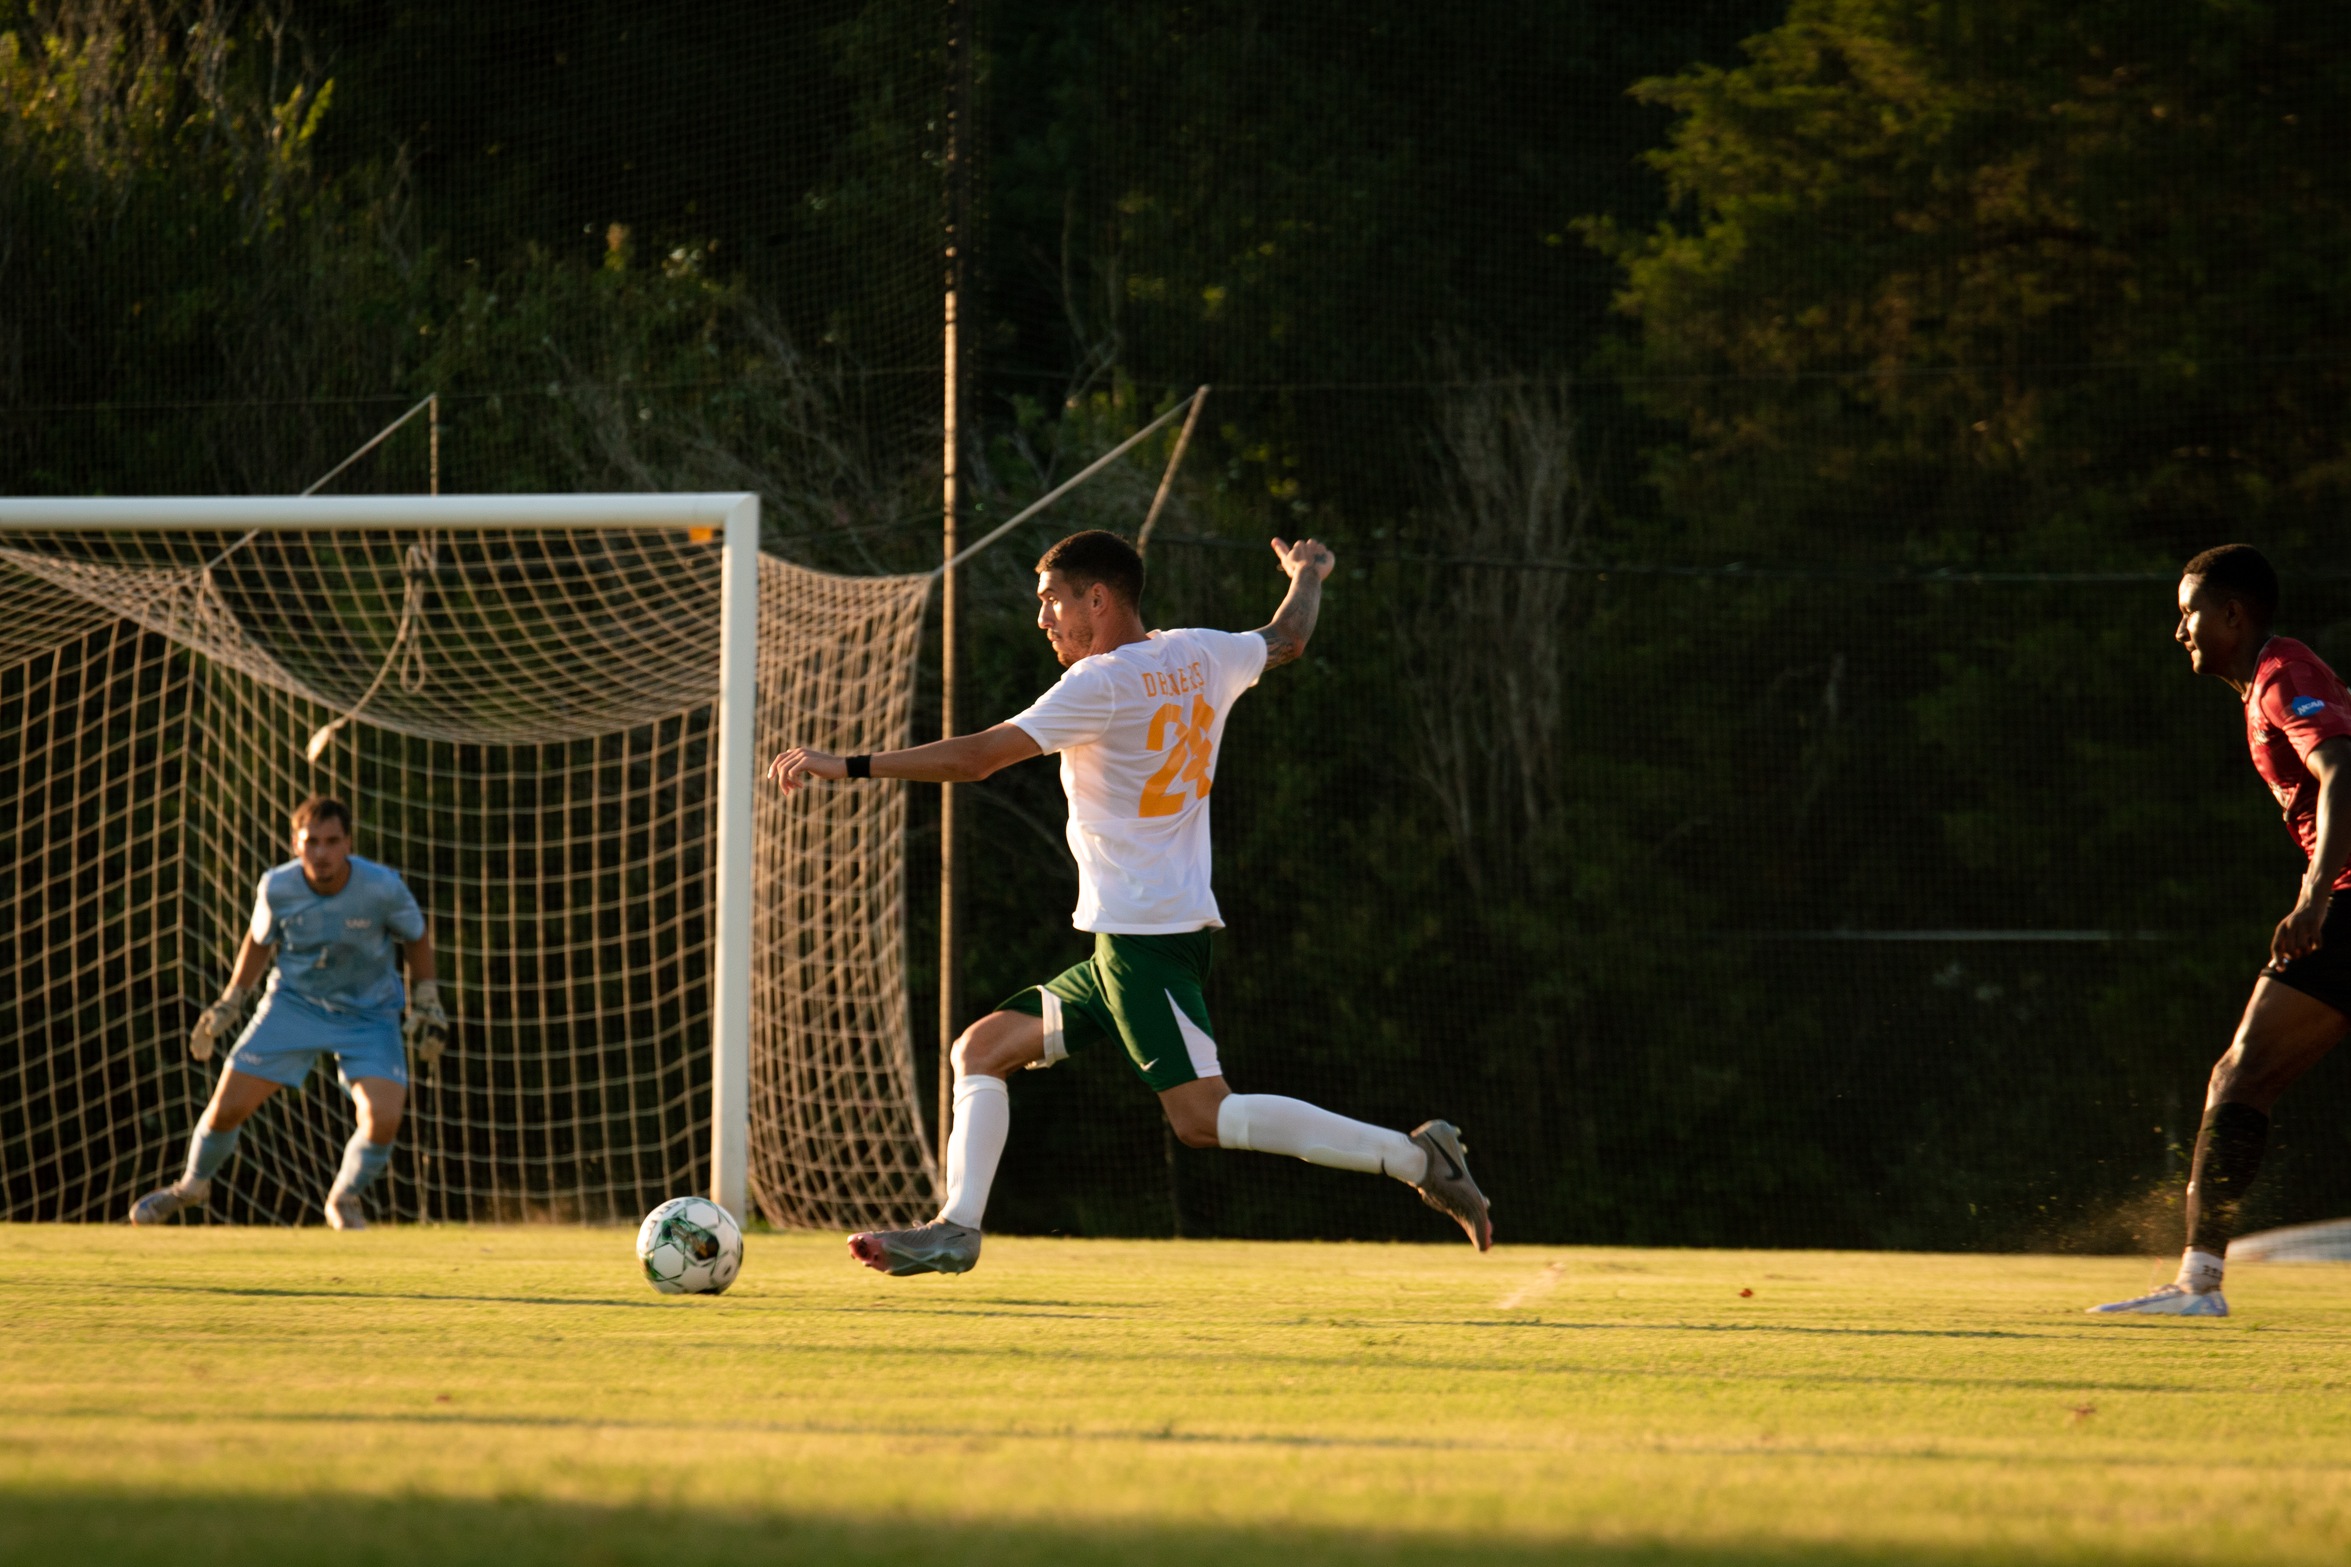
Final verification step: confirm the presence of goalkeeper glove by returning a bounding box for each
[189,984,252,1063]
[404,978,450,1067]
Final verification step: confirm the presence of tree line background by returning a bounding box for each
[7,0,2351,1247]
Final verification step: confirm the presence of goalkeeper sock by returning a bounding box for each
[2184,1100,2270,1266]
[1216,1095,1427,1185]
[331,1130,395,1198]
[182,1121,241,1186]
[937,1074,1009,1229]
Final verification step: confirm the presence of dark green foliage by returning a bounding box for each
[1590,0,2351,567]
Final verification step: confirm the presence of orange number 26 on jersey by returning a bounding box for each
[1139,696,1217,818]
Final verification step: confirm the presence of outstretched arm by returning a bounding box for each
[1254,537,1336,670]
[769,722,1042,795]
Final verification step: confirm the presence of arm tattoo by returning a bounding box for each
[1257,572,1321,669]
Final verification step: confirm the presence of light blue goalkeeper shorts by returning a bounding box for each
[224,990,408,1091]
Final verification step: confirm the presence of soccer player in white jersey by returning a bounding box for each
[770,529,1491,1275]
[129,796,448,1230]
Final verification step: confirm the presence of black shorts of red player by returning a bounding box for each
[2263,895,2351,1020]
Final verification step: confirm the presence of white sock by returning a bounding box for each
[937,1074,1010,1229]
[1216,1094,1426,1185]
[2177,1248,2226,1293]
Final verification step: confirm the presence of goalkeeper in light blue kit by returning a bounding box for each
[129,795,449,1230]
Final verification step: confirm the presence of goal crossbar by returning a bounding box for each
[0,494,756,530]
[0,494,762,1220]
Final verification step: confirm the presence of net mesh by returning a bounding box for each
[0,521,938,1228]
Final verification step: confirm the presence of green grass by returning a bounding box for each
[4,1230,2349,1566]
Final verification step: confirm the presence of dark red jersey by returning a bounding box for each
[2246,636,2351,892]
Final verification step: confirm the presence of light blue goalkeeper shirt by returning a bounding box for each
[250,856,426,1018]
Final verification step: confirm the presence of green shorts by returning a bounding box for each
[997,930,1222,1093]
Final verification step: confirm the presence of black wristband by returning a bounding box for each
[845,754,872,779]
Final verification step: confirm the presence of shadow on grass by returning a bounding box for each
[99,1282,672,1309]
[99,1281,1122,1319]
[87,1408,2270,1460]
[0,1489,2181,1567]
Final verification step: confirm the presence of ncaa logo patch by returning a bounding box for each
[2291,695,2330,718]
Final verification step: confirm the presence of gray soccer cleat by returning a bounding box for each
[848,1219,982,1276]
[1409,1120,1492,1251]
[323,1189,369,1231]
[2087,1282,2229,1317]
[128,1177,210,1226]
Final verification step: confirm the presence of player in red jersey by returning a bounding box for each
[2092,544,2351,1317]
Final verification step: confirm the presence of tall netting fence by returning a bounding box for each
[962,547,2351,1253]
[0,523,936,1227]
[925,0,2351,1253]
[10,1,2351,1250]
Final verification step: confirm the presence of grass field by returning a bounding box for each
[5,1230,2350,1566]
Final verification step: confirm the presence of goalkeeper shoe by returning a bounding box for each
[323,1189,369,1232]
[848,1219,982,1276]
[1409,1120,1493,1251]
[128,1177,211,1226]
[2087,1283,2229,1317]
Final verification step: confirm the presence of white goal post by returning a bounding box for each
[0,493,935,1228]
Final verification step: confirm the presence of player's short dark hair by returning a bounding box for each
[2182,543,2279,627]
[1036,529,1144,609]
[291,795,353,837]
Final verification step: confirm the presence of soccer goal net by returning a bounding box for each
[0,496,938,1229]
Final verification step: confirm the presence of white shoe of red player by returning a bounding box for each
[2087,1282,2228,1317]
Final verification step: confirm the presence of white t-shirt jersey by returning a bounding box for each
[1007,627,1269,934]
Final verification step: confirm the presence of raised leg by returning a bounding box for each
[1184,1082,1493,1249]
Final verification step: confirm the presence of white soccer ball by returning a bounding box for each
[635,1197,744,1295]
